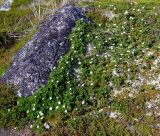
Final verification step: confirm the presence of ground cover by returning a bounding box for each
[0,0,160,135]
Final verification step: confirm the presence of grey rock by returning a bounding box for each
[82,5,95,13]
[103,11,118,20]
[0,5,89,97]
[0,0,14,11]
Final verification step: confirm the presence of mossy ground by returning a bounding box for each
[0,0,160,136]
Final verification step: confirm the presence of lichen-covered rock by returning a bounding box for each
[0,5,88,97]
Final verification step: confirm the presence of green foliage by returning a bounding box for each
[12,0,33,7]
[0,8,32,48]
[0,1,160,135]
[0,29,37,76]
[0,83,18,128]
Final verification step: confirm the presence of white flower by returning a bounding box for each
[37,115,40,118]
[109,112,120,119]
[98,23,102,27]
[32,107,35,111]
[17,90,22,97]
[110,46,113,50]
[65,110,67,113]
[129,16,134,20]
[37,125,39,129]
[112,69,118,76]
[128,93,134,97]
[49,97,52,100]
[44,123,50,129]
[78,61,81,65]
[71,46,74,49]
[82,100,85,105]
[30,125,33,128]
[49,107,52,111]
[63,105,65,108]
[134,2,137,4]
[90,82,93,86]
[124,10,128,15]
[99,109,103,113]
[147,51,154,56]
[39,111,43,116]
[90,96,93,100]
[56,106,59,109]
[137,9,140,12]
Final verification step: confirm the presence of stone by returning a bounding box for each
[103,11,118,20]
[0,0,14,11]
[0,5,89,97]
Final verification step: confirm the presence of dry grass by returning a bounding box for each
[0,0,5,7]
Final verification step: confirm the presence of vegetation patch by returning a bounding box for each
[0,1,160,135]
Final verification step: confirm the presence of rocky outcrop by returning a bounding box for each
[0,0,14,11]
[0,5,88,97]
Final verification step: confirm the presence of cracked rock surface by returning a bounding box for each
[0,5,88,97]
